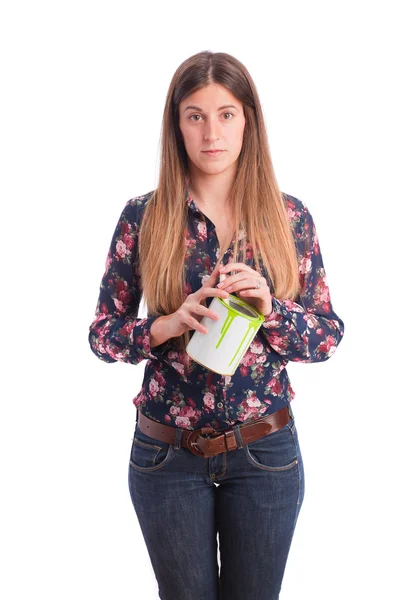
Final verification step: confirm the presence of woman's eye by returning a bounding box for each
[188,113,234,122]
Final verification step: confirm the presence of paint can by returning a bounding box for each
[185,294,265,375]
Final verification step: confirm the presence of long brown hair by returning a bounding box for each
[137,51,301,366]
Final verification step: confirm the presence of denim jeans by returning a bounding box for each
[128,406,305,600]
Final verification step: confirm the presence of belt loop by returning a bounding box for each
[232,425,244,449]
[287,403,294,420]
[174,427,183,451]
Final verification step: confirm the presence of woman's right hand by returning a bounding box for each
[167,266,230,338]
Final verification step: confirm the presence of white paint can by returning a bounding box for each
[186,294,265,375]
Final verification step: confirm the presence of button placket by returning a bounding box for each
[215,377,230,420]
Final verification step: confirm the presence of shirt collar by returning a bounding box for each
[185,186,202,215]
[184,175,205,216]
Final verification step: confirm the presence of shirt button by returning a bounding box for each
[217,402,223,408]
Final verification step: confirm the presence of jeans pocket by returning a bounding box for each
[244,418,299,472]
[129,424,175,473]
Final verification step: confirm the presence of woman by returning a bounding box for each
[88,50,345,600]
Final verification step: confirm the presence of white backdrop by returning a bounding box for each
[1,1,418,599]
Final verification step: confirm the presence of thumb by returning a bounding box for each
[209,264,221,279]
[203,265,221,288]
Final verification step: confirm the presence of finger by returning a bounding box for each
[202,266,223,286]
[218,274,259,290]
[191,303,220,320]
[199,288,230,299]
[219,267,260,284]
[238,289,258,297]
[236,277,265,293]
[219,263,255,274]
[179,309,207,332]
[211,264,225,277]
[207,268,220,280]
[187,316,208,334]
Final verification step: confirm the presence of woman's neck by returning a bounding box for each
[187,166,236,214]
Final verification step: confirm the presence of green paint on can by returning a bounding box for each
[215,296,265,370]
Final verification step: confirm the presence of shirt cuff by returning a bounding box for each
[133,315,172,361]
[261,298,296,327]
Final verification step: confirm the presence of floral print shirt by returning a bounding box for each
[88,189,345,431]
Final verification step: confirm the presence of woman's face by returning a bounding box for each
[178,83,246,177]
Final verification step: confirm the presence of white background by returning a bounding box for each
[1,1,419,598]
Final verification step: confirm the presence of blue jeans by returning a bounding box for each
[128,407,305,600]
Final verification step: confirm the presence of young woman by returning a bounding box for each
[88,50,345,600]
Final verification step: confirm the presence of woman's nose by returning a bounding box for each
[204,118,221,142]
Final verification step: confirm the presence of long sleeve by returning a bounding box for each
[88,196,171,365]
[259,198,345,363]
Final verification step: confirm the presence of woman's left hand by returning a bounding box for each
[216,263,273,317]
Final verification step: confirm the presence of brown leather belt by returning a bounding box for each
[137,405,293,458]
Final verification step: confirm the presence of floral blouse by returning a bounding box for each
[88,189,345,431]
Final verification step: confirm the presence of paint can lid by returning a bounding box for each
[217,295,265,323]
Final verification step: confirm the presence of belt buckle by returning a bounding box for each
[186,427,224,457]
[187,429,206,457]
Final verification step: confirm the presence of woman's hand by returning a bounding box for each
[167,266,230,338]
[216,263,273,317]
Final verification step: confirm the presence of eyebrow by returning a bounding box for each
[183,104,238,113]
